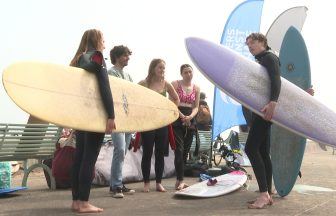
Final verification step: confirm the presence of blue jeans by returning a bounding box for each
[110,132,132,189]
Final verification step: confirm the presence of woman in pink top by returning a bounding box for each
[171,64,200,190]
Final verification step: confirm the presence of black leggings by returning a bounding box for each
[72,131,104,201]
[245,114,272,194]
[141,127,168,183]
[173,106,195,181]
[173,124,195,181]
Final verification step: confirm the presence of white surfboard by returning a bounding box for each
[2,61,179,133]
[175,171,247,198]
[266,6,308,53]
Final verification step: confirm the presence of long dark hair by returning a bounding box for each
[180,63,193,74]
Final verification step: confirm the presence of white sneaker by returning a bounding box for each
[110,187,124,198]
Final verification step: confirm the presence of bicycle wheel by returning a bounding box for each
[213,139,225,166]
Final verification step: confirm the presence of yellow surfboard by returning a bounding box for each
[2,61,179,133]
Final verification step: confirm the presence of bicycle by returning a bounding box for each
[212,135,226,166]
[212,135,247,173]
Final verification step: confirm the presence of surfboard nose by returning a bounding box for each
[185,37,236,83]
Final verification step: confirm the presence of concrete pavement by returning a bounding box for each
[1,141,335,216]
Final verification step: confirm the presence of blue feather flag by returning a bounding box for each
[212,0,264,139]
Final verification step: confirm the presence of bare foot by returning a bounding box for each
[247,199,255,204]
[78,201,103,213]
[175,181,189,190]
[248,193,273,209]
[156,183,166,192]
[270,189,277,195]
[143,182,150,192]
[247,197,273,205]
[175,181,180,189]
[71,200,79,212]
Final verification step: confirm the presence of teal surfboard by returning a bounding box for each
[271,26,311,197]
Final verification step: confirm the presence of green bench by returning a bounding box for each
[0,123,62,190]
[238,131,248,146]
[189,130,212,164]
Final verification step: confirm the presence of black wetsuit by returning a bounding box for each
[72,50,115,201]
[141,126,168,183]
[173,106,196,181]
[141,91,168,184]
[244,50,281,194]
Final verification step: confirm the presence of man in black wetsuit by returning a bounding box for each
[244,33,281,209]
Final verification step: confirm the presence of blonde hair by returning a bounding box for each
[70,29,103,66]
[145,58,165,86]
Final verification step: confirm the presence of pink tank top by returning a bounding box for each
[177,81,196,104]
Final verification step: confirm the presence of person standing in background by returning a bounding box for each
[196,92,212,131]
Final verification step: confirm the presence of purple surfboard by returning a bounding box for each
[185,37,336,147]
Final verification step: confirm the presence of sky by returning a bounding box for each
[1,0,335,124]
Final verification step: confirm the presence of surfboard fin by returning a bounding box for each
[298,171,302,178]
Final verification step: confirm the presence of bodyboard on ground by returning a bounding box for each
[0,187,27,196]
[175,171,247,198]
[2,62,179,133]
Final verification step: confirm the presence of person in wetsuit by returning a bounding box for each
[138,59,179,193]
[171,64,200,190]
[69,29,116,214]
[244,33,281,209]
[196,92,212,131]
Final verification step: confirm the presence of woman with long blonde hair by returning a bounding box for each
[70,29,116,213]
[138,59,179,192]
